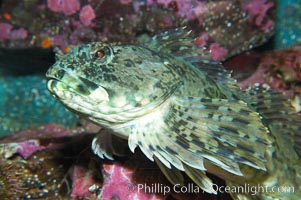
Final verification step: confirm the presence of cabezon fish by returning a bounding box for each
[46,28,301,199]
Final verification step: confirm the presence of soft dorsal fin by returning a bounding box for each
[246,85,301,160]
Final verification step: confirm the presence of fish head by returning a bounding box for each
[46,42,180,125]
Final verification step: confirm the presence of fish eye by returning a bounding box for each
[90,46,113,64]
[93,49,105,59]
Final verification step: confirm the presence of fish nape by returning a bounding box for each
[46,27,300,199]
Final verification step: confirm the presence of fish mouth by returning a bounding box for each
[46,69,109,105]
[47,79,79,101]
[47,78,130,126]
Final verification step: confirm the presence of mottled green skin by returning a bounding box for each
[47,30,300,199]
[47,32,267,160]
[46,42,231,130]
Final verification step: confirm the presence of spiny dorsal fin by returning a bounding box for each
[195,61,240,92]
[145,27,212,61]
[146,27,239,93]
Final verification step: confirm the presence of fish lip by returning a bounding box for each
[46,78,62,93]
[47,78,55,93]
[47,76,109,106]
[47,79,69,98]
[46,67,92,96]
[47,79,111,122]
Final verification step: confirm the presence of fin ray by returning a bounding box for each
[183,164,216,194]
[128,96,270,182]
[146,27,239,92]
[154,157,184,185]
[246,85,301,160]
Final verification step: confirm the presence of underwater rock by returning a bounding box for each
[225,46,301,112]
[275,0,301,48]
[0,75,78,136]
[70,164,103,199]
[0,124,96,199]
[101,154,231,200]
[101,162,166,200]
[0,124,88,156]
[241,0,274,31]
[0,151,66,199]
[0,124,80,199]
[0,0,275,61]
[239,46,301,96]
[0,124,231,199]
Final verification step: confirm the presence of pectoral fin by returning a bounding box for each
[92,129,129,160]
[128,96,270,185]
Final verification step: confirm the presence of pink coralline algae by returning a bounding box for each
[0,24,28,41]
[176,0,205,20]
[239,46,301,96]
[120,0,133,5]
[194,33,209,47]
[210,43,229,61]
[102,163,165,200]
[0,140,41,159]
[10,140,45,159]
[70,165,102,199]
[47,0,61,12]
[80,5,96,26]
[61,0,81,15]
[241,0,274,31]
[0,124,77,159]
[0,23,13,41]
[148,0,206,20]
[156,0,173,7]
[100,156,222,200]
[0,123,95,161]
[9,28,28,40]
[47,0,80,15]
